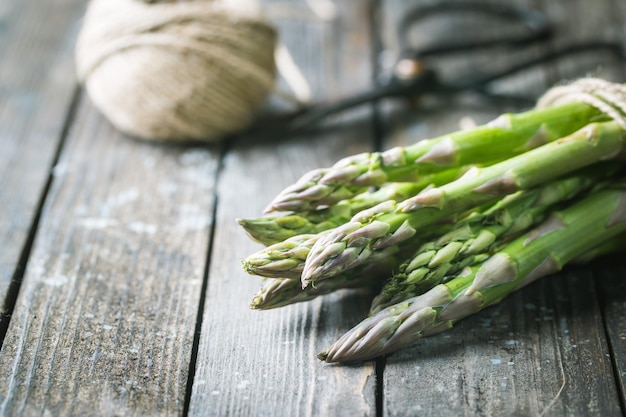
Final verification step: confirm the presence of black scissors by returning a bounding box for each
[269,1,626,133]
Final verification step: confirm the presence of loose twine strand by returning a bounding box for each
[76,0,278,142]
[536,77,626,130]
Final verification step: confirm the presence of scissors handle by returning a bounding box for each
[459,41,626,97]
[287,67,439,131]
[398,1,551,58]
[284,2,552,132]
[264,3,626,136]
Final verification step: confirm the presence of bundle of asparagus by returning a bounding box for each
[238,78,626,363]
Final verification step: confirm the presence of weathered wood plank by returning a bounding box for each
[379,0,625,416]
[383,269,621,417]
[0,95,219,415]
[547,0,626,407]
[0,0,86,325]
[597,265,626,409]
[595,1,626,408]
[188,2,378,416]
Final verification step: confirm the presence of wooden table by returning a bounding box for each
[2,0,626,415]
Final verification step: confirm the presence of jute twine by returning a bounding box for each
[76,0,278,142]
[536,77,626,129]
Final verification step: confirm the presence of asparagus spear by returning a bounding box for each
[243,222,452,280]
[242,233,319,279]
[262,171,604,311]
[319,186,626,363]
[302,121,626,286]
[249,229,454,309]
[265,102,608,213]
[238,211,349,247]
[250,275,374,310]
[250,255,398,310]
[249,219,465,308]
[249,218,626,311]
[242,231,412,280]
[369,167,617,314]
[238,167,467,246]
[571,232,626,264]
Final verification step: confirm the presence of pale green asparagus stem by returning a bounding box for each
[250,276,372,310]
[369,167,618,314]
[302,121,626,286]
[571,232,626,264]
[242,234,319,279]
[238,211,349,247]
[250,230,461,309]
[319,186,626,362]
[238,167,468,246]
[243,222,452,281]
[265,102,608,213]
[250,255,399,310]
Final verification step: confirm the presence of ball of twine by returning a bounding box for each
[536,77,626,130]
[75,0,278,142]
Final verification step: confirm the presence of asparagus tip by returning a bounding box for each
[241,259,251,272]
[250,296,262,309]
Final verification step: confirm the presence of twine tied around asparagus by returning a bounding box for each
[537,78,626,130]
[75,0,278,142]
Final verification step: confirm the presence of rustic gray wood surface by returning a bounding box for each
[0,0,86,327]
[187,1,378,415]
[0,0,625,416]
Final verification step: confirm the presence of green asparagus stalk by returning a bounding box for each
[265,102,608,213]
[250,255,399,310]
[242,231,413,280]
[250,276,374,310]
[238,211,349,247]
[249,229,459,309]
[243,222,453,281]
[369,167,617,314]
[239,166,472,246]
[570,232,626,264]
[302,121,626,286]
[318,186,626,363]
[242,233,319,279]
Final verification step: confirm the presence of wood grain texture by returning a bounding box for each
[598,1,626,405]
[379,0,625,416]
[0,98,218,416]
[384,269,621,417]
[546,1,626,411]
[188,1,379,416]
[0,0,86,318]
[597,265,626,409]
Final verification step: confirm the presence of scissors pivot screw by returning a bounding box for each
[394,58,426,81]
